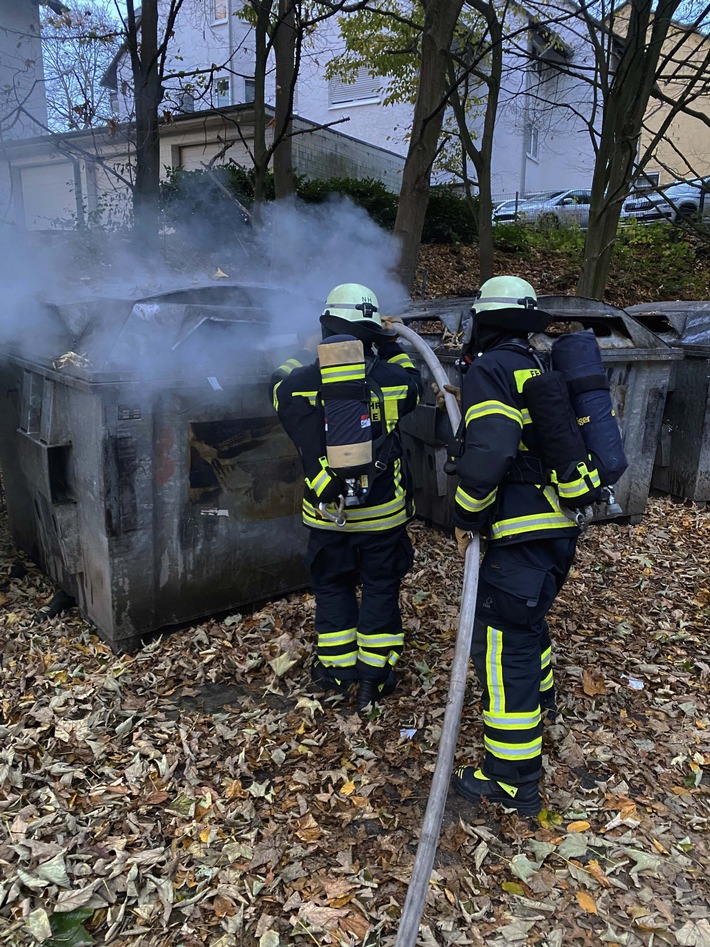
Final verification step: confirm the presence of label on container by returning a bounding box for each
[207,376,223,391]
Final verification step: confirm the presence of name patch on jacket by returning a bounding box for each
[514,368,541,393]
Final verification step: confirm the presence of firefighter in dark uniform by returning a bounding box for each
[271,284,422,711]
[451,276,592,816]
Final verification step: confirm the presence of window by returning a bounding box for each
[328,67,381,107]
[244,78,255,103]
[213,0,227,22]
[525,122,539,161]
[559,190,591,205]
[212,77,231,109]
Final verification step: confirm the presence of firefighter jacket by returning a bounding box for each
[453,340,581,545]
[272,338,422,532]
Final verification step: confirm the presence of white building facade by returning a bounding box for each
[2,0,600,229]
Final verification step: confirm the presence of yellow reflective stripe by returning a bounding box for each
[490,512,572,540]
[308,469,330,495]
[277,358,303,375]
[357,632,404,648]
[321,364,366,382]
[541,671,554,691]
[302,503,410,532]
[303,495,407,520]
[522,408,532,425]
[376,385,412,432]
[323,654,357,667]
[292,389,319,406]
[484,736,542,760]
[456,485,496,513]
[388,353,415,369]
[486,626,505,715]
[272,380,282,411]
[358,651,388,668]
[557,463,601,500]
[466,401,522,427]
[557,481,590,499]
[483,710,542,729]
[319,628,357,644]
[544,486,563,510]
[541,646,551,666]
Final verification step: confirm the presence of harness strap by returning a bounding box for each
[568,373,610,395]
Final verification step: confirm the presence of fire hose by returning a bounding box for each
[390,322,481,946]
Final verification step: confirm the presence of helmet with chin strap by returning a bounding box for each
[320,283,396,340]
[471,276,539,316]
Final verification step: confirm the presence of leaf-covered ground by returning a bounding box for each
[415,242,710,309]
[1,497,709,947]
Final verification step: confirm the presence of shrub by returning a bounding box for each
[422,186,478,244]
[296,176,398,230]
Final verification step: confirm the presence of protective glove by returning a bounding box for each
[455,527,475,557]
[432,382,461,412]
[381,316,404,331]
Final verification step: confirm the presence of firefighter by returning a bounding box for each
[271,284,422,711]
[451,275,581,816]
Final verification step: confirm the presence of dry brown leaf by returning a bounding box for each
[576,891,598,915]
[582,669,607,696]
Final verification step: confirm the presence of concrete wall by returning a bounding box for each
[292,119,403,189]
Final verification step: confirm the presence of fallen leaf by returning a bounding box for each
[582,668,607,696]
[576,891,598,915]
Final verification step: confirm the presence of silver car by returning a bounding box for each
[512,188,592,228]
[622,178,710,224]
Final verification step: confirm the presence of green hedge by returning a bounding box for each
[160,167,479,244]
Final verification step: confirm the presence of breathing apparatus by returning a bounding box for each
[316,285,395,525]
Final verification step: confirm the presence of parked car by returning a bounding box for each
[622,178,710,224]
[493,188,592,228]
[492,193,551,224]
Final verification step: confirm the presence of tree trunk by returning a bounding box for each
[129,0,162,250]
[273,0,296,200]
[577,0,681,297]
[250,0,272,205]
[394,0,465,291]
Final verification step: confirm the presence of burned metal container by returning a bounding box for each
[397,295,680,531]
[0,284,309,652]
[626,301,710,502]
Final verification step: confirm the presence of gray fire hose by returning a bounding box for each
[390,321,481,946]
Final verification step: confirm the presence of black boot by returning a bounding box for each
[310,660,351,695]
[357,669,397,712]
[452,766,541,816]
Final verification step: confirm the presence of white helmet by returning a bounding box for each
[322,283,381,325]
[472,276,538,315]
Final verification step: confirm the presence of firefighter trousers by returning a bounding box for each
[305,525,414,684]
[471,536,577,784]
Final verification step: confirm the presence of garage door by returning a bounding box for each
[20,161,77,229]
[178,141,251,171]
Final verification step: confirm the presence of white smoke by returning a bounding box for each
[0,195,409,382]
